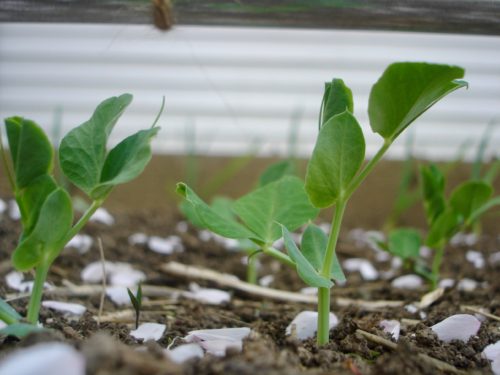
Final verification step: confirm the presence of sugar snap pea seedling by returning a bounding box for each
[0,94,162,336]
[279,62,468,345]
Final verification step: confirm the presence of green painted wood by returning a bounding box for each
[1,0,500,35]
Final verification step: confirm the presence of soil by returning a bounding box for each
[0,205,499,374]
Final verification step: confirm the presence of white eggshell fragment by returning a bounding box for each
[466,250,485,269]
[148,236,184,254]
[175,221,189,233]
[165,343,204,363]
[483,342,500,361]
[8,200,21,220]
[439,278,455,289]
[109,265,146,287]
[81,261,117,283]
[450,232,477,247]
[258,275,274,287]
[90,208,115,225]
[0,199,7,214]
[199,340,242,357]
[300,287,318,296]
[489,252,500,265]
[65,234,93,254]
[492,358,500,375]
[0,342,85,375]
[129,233,149,246]
[185,283,231,305]
[343,258,379,281]
[42,301,86,316]
[379,320,400,341]
[130,323,166,341]
[391,274,423,290]
[285,311,338,341]
[5,271,52,293]
[106,286,133,305]
[184,327,251,357]
[457,278,479,292]
[431,314,481,343]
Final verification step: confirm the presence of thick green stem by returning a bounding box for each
[246,253,258,284]
[316,200,347,346]
[317,287,331,345]
[431,244,445,290]
[26,263,49,324]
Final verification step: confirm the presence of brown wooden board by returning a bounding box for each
[1,0,500,35]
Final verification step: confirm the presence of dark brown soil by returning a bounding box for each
[0,207,499,375]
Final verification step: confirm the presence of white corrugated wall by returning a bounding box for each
[0,23,499,160]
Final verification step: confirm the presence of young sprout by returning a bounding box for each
[420,163,500,289]
[0,94,163,337]
[283,62,468,345]
[127,284,143,329]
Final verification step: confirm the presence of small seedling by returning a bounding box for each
[0,94,163,337]
[180,159,296,284]
[127,284,143,329]
[420,163,500,289]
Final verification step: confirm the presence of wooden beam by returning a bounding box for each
[1,0,500,36]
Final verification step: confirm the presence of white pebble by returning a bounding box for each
[165,343,204,363]
[466,250,485,269]
[0,342,85,375]
[380,319,400,341]
[8,200,20,220]
[42,301,86,317]
[391,274,423,290]
[90,208,114,225]
[285,310,338,341]
[65,234,93,254]
[130,322,166,341]
[343,258,379,281]
[457,278,479,292]
[128,233,149,246]
[431,314,481,343]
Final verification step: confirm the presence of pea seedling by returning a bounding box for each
[127,284,143,329]
[0,94,162,336]
[276,62,467,345]
[420,163,500,289]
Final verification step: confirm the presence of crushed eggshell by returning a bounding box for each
[148,236,184,254]
[130,322,166,341]
[0,199,7,215]
[106,286,133,305]
[259,275,274,287]
[285,311,338,341]
[439,278,455,289]
[5,271,53,293]
[300,287,318,296]
[483,342,500,362]
[184,283,231,305]
[0,342,85,375]
[457,278,479,292]
[466,250,485,269]
[431,314,481,343]
[90,208,115,225]
[391,274,423,290]
[379,319,400,341]
[42,301,86,316]
[165,343,204,363]
[175,221,189,233]
[8,200,21,220]
[489,252,500,265]
[450,232,477,247]
[343,258,379,281]
[81,261,145,287]
[129,233,149,246]
[184,327,251,356]
[65,234,93,254]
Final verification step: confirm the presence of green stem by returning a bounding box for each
[344,139,392,200]
[431,243,445,290]
[62,199,103,245]
[317,287,331,345]
[26,263,50,324]
[246,253,258,284]
[262,246,295,267]
[317,199,347,346]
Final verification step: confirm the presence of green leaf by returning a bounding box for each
[16,175,57,237]
[12,188,73,271]
[91,127,159,199]
[420,164,446,225]
[387,228,422,260]
[305,111,365,208]
[0,323,46,338]
[177,183,255,240]
[210,196,237,221]
[320,79,354,127]
[469,196,500,223]
[5,117,53,190]
[0,298,21,325]
[281,225,332,288]
[449,181,492,222]
[426,209,461,247]
[179,200,206,229]
[259,160,294,187]
[59,94,133,195]
[368,62,466,142]
[301,224,345,282]
[233,176,319,244]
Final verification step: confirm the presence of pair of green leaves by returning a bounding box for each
[306,62,467,209]
[178,175,319,246]
[421,164,500,247]
[282,224,345,288]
